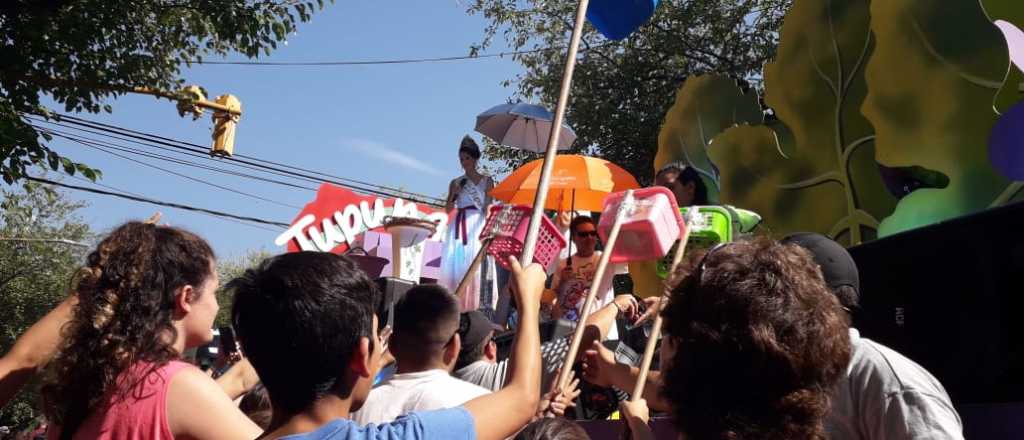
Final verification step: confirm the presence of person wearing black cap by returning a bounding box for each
[583,234,964,440]
[781,233,964,440]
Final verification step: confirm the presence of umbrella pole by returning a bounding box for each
[570,190,576,257]
[630,223,692,400]
[517,0,590,267]
[454,238,492,301]
[555,190,634,391]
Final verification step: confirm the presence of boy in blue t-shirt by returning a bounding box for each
[229,251,546,440]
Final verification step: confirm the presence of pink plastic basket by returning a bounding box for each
[480,204,567,270]
[597,187,686,263]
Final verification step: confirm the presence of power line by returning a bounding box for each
[36,114,445,206]
[26,176,292,228]
[61,173,285,234]
[0,237,90,247]
[38,127,305,210]
[29,115,397,198]
[30,121,322,192]
[191,47,551,66]
[53,114,445,203]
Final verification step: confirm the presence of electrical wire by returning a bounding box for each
[0,237,90,247]
[36,114,446,205]
[31,116,430,203]
[190,47,552,66]
[60,173,285,234]
[37,127,306,210]
[30,121,322,192]
[29,115,419,200]
[26,176,292,228]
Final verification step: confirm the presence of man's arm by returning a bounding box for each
[0,295,76,408]
[582,340,669,411]
[462,257,544,440]
[214,357,260,400]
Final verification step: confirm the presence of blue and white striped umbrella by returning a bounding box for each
[475,103,577,153]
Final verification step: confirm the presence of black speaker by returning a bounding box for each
[374,277,416,329]
[849,200,1024,406]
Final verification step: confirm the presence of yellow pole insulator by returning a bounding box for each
[211,94,241,157]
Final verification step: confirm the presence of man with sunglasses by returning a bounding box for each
[549,216,628,331]
[353,284,491,425]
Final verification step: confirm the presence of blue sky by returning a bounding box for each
[43,1,525,260]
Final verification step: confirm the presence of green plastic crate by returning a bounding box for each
[656,206,734,278]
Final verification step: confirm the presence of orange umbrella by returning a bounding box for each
[491,155,641,212]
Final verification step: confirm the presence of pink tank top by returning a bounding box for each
[50,360,191,440]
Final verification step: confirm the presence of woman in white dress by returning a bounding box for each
[442,136,494,311]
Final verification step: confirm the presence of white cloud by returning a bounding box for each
[342,139,445,177]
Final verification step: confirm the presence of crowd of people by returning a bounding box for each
[0,144,966,439]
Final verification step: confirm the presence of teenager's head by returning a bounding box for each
[229,251,382,417]
[569,215,598,258]
[42,221,216,436]
[455,310,501,370]
[459,135,482,172]
[660,238,852,440]
[389,284,461,372]
[655,162,709,206]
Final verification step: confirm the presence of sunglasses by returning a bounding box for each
[575,230,599,238]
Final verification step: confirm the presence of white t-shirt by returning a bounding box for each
[826,329,964,440]
[549,251,626,339]
[352,369,491,426]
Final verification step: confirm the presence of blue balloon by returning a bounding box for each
[586,0,659,40]
[989,100,1024,181]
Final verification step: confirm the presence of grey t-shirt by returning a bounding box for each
[827,329,964,440]
[455,337,569,392]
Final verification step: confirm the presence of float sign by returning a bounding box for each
[274,183,450,254]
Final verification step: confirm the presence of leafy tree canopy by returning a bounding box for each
[0,180,91,431]
[0,0,331,185]
[466,0,791,183]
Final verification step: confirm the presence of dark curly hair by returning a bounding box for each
[660,237,851,440]
[40,221,215,439]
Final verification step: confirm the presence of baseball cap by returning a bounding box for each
[781,232,860,296]
[458,310,503,348]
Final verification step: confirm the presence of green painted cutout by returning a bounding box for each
[708,0,895,245]
[653,74,762,203]
[864,0,1013,236]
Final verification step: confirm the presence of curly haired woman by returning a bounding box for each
[618,238,853,440]
[39,221,261,440]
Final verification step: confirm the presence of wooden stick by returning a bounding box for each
[454,238,491,300]
[556,190,634,391]
[630,216,694,400]
[517,0,590,267]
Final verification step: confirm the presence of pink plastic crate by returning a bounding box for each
[480,204,567,270]
[597,187,685,263]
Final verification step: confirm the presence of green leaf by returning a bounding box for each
[47,152,59,171]
[863,0,1012,236]
[653,74,762,203]
[709,0,895,245]
[60,157,74,175]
